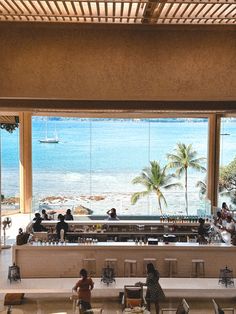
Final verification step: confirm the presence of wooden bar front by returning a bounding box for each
[13,242,234,278]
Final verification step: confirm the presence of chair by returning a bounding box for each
[191,259,205,277]
[212,299,235,314]
[164,258,178,277]
[83,258,96,276]
[124,259,137,277]
[71,295,103,314]
[123,285,145,309]
[161,298,190,313]
[84,309,103,314]
[4,293,25,314]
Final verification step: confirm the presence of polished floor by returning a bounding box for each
[0,296,236,314]
[0,245,235,314]
[1,220,236,314]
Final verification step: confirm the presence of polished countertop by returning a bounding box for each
[0,277,235,299]
[39,220,200,226]
[13,241,233,249]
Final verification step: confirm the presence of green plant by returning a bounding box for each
[219,157,236,204]
[131,161,182,215]
[167,143,206,215]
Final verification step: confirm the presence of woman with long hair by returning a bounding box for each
[72,268,94,312]
[145,263,162,314]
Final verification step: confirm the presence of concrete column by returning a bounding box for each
[19,112,32,213]
[207,114,221,211]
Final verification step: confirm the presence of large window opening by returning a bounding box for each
[1,119,20,215]
[219,117,236,211]
[32,116,209,217]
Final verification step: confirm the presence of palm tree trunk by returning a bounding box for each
[157,194,163,215]
[185,167,188,215]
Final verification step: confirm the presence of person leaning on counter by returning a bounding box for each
[106,208,119,220]
[223,215,235,235]
[56,215,69,240]
[197,218,209,243]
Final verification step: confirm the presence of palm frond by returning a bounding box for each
[189,162,206,172]
[131,191,150,205]
[163,182,183,190]
[158,193,167,208]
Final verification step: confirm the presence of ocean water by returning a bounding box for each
[1,117,236,215]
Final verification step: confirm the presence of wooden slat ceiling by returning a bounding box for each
[0,116,18,123]
[0,0,235,24]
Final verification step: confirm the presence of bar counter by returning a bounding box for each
[13,242,235,278]
[1,277,236,299]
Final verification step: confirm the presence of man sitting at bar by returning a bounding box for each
[56,215,69,241]
[33,218,47,232]
[197,218,209,244]
[223,215,235,235]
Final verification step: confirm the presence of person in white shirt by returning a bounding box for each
[224,215,235,235]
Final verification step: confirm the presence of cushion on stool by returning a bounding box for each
[4,293,24,305]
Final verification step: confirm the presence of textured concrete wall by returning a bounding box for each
[0,24,235,101]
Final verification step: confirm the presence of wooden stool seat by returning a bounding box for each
[143,258,157,275]
[164,258,178,277]
[83,258,96,276]
[124,259,137,277]
[191,259,205,277]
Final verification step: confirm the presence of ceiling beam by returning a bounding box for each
[0,98,236,113]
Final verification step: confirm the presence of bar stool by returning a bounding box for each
[104,258,118,275]
[83,258,96,276]
[191,259,205,277]
[164,258,178,277]
[124,259,137,277]
[143,258,157,275]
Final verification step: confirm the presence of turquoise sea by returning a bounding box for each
[1,118,236,215]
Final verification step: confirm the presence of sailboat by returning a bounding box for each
[39,118,59,143]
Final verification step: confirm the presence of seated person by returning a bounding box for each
[197,218,209,243]
[41,209,50,220]
[221,202,230,219]
[57,213,63,220]
[72,268,94,312]
[16,228,30,245]
[33,212,42,221]
[65,208,74,221]
[33,218,47,232]
[223,215,235,235]
[106,208,119,220]
[56,215,69,240]
[214,211,223,227]
[231,234,236,246]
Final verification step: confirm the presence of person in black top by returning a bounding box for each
[33,212,42,221]
[16,228,30,245]
[197,218,209,243]
[65,208,74,220]
[106,208,119,220]
[33,218,47,232]
[41,209,50,220]
[56,215,69,240]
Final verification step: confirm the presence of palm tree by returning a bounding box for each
[167,143,206,215]
[196,179,207,199]
[131,161,182,214]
